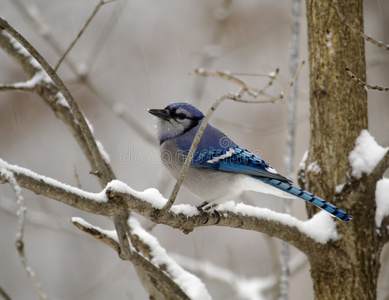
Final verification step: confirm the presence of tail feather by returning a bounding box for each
[261,178,351,222]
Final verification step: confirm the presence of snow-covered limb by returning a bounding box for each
[376,178,389,229]
[171,252,308,300]
[349,130,389,179]
[1,157,343,255]
[348,130,389,232]
[172,253,276,300]
[72,217,211,300]
[128,218,211,300]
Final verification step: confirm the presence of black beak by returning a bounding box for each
[148,108,171,120]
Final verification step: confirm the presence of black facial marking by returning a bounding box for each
[166,106,203,134]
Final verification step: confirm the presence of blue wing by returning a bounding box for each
[188,145,351,222]
[190,145,291,182]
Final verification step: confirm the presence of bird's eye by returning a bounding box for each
[175,113,187,120]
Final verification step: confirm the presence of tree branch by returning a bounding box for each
[71,217,202,300]
[0,27,101,182]
[378,215,389,247]
[0,158,327,255]
[0,286,11,300]
[370,149,389,181]
[1,168,48,300]
[0,17,113,186]
[345,67,389,92]
[332,0,389,51]
[10,0,157,147]
[0,19,139,261]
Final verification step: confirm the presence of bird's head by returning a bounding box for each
[148,102,204,143]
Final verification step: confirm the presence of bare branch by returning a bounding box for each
[332,0,389,50]
[193,68,280,99]
[191,0,233,104]
[194,62,304,103]
[345,67,389,92]
[1,169,47,300]
[0,286,11,300]
[0,194,85,237]
[84,0,125,73]
[54,0,116,71]
[113,213,133,260]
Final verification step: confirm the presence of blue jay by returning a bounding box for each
[149,102,351,222]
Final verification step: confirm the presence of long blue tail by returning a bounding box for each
[260,178,351,222]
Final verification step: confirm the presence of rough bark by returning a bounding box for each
[303,1,385,299]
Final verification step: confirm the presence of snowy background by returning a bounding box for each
[0,0,388,299]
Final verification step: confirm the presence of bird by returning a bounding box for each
[148,102,351,222]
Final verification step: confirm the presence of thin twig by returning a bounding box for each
[192,0,233,104]
[193,68,280,98]
[332,0,389,50]
[54,0,116,71]
[0,194,86,237]
[0,286,12,300]
[345,67,389,91]
[2,169,48,300]
[73,165,82,189]
[160,93,233,215]
[85,0,126,73]
[0,84,36,92]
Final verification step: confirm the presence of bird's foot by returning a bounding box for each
[196,202,209,224]
[196,202,221,225]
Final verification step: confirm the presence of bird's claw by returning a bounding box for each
[196,202,221,225]
[196,202,209,224]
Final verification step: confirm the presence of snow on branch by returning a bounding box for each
[129,218,212,300]
[349,130,389,179]
[0,157,343,254]
[71,217,212,300]
[172,253,277,300]
[171,251,308,300]
[375,178,389,229]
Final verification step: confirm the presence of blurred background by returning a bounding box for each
[0,0,388,299]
